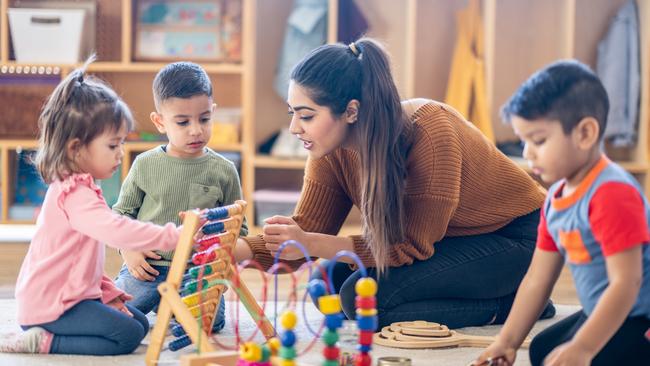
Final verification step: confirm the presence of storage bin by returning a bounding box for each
[8,8,89,63]
[253,189,301,225]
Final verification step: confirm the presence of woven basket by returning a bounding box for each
[0,84,53,138]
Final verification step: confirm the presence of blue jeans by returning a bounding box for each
[114,264,226,333]
[22,299,148,355]
[310,210,542,329]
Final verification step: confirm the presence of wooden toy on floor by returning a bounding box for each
[373,320,531,349]
[145,200,275,366]
[170,244,377,366]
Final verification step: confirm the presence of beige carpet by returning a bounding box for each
[0,299,579,366]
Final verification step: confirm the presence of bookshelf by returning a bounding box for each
[0,0,255,224]
[2,0,649,233]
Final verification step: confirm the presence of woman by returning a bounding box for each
[235,38,554,329]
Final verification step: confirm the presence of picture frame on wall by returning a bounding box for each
[134,0,241,62]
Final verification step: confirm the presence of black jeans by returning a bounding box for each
[310,209,539,329]
[530,310,650,366]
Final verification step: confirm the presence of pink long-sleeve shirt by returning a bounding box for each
[15,174,181,325]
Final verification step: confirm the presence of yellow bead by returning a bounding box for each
[356,308,378,317]
[318,294,342,315]
[279,359,296,366]
[355,278,377,297]
[267,337,281,354]
[239,342,262,362]
[280,310,297,330]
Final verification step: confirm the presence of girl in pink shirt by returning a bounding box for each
[0,58,181,355]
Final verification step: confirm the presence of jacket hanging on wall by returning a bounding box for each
[337,0,368,44]
[274,0,328,100]
[597,0,640,148]
[444,0,494,142]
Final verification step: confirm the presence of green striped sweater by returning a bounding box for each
[112,145,248,266]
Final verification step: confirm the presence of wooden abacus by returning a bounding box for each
[145,200,275,366]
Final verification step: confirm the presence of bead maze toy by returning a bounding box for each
[145,200,275,366]
[373,320,531,349]
[169,242,378,366]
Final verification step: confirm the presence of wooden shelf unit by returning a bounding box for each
[2,0,650,229]
[0,0,256,224]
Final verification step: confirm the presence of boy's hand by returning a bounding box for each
[470,340,516,366]
[543,341,592,366]
[121,250,161,281]
[107,294,133,317]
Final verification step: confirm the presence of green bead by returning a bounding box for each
[279,346,296,359]
[321,329,339,346]
[322,360,339,366]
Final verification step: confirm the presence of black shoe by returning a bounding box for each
[539,300,556,320]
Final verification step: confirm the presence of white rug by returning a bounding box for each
[0,299,579,366]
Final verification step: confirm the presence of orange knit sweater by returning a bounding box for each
[244,102,546,269]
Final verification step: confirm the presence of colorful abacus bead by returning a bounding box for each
[354,277,377,366]
[279,311,297,366]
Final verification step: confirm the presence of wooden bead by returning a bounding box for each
[358,330,374,344]
[280,330,296,347]
[322,346,340,360]
[280,310,297,330]
[355,278,377,297]
[239,342,262,362]
[355,296,376,309]
[308,279,327,299]
[356,308,377,317]
[354,352,372,366]
[318,295,342,315]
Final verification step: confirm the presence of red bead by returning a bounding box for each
[355,296,376,309]
[192,250,216,265]
[358,330,373,344]
[197,234,221,248]
[354,352,372,366]
[322,346,340,360]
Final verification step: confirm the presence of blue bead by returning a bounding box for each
[357,344,372,353]
[325,313,343,329]
[308,279,327,300]
[280,330,296,347]
[356,315,378,331]
[171,324,186,337]
[204,207,228,220]
[201,221,224,235]
[169,335,192,351]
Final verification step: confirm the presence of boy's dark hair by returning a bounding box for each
[501,60,609,138]
[152,62,212,109]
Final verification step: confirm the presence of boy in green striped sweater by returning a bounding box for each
[113,62,247,334]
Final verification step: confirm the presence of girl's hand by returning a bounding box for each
[470,341,516,366]
[263,216,308,260]
[543,341,592,366]
[107,295,133,317]
[121,250,161,281]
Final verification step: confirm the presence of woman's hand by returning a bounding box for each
[107,293,133,317]
[121,250,161,281]
[470,340,516,366]
[543,341,593,366]
[262,216,309,260]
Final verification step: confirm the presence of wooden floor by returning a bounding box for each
[0,242,579,304]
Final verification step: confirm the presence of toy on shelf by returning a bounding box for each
[145,200,275,366]
[373,320,532,349]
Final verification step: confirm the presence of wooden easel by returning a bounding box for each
[145,200,275,366]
